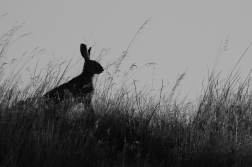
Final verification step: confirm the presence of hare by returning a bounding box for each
[43,43,104,117]
[8,44,103,124]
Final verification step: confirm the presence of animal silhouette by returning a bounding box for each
[43,43,104,112]
[8,43,103,124]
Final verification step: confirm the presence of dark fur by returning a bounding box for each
[43,44,104,108]
[43,70,94,105]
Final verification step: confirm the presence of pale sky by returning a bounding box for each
[1,1,252,101]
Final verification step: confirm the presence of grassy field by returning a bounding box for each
[1,21,252,167]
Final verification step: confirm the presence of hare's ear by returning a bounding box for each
[80,44,90,61]
[88,47,91,57]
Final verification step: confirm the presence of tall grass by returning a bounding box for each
[1,18,252,167]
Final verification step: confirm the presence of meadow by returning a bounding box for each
[1,21,252,167]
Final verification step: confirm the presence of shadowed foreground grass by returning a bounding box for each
[2,21,252,167]
[3,72,252,167]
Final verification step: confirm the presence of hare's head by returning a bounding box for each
[80,44,104,74]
